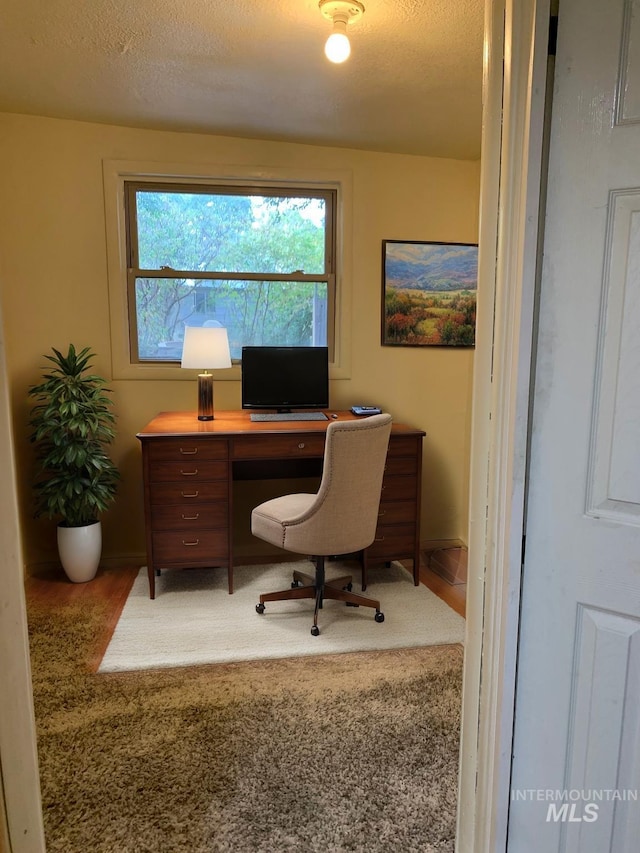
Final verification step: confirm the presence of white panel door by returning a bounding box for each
[508,1,640,851]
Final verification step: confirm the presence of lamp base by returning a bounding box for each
[197,373,214,420]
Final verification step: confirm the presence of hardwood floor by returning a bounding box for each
[26,564,139,672]
[25,556,466,672]
[418,561,466,618]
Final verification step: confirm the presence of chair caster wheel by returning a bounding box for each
[311,625,320,636]
[375,611,385,623]
[342,582,353,592]
[256,603,265,614]
[291,580,301,588]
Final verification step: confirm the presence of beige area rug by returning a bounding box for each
[28,591,463,853]
[99,560,465,672]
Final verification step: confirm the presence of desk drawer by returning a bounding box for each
[152,530,228,564]
[367,524,416,558]
[149,460,228,483]
[384,456,418,477]
[147,438,229,462]
[151,503,228,530]
[381,476,418,502]
[377,500,416,525]
[233,434,325,460]
[149,481,228,505]
[387,436,422,457]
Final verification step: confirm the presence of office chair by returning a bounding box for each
[251,413,392,635]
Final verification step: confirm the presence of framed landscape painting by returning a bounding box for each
[381,240,478,347]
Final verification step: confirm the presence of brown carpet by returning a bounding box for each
[27,595,463,852]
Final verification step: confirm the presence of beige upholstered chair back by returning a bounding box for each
[278,413,392,556]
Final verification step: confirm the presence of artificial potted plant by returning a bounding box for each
[28,344,120,582]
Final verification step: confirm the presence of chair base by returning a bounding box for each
[255,556,384,636]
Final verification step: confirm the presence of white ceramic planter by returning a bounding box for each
[57,521,102,583]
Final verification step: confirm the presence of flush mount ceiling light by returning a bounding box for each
[319,0,365,64]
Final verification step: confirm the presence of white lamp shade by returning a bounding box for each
[181,326,231,370]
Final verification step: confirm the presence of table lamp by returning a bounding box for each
[181,326,232,420]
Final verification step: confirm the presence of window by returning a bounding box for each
[124,182,337,362]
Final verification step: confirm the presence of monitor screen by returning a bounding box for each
[241,346,329,412]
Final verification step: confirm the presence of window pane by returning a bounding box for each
[134,278,328,361]
[135,191,326,275]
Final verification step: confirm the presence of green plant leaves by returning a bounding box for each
[28,344,120,527]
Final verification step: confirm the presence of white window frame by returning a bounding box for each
[103,160,353,381]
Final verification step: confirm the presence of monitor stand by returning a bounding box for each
[249,412,328,422]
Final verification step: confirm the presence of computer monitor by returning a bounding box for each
[241,346,329,412]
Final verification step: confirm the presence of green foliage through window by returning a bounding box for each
[125,183,336,361]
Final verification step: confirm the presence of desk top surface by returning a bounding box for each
[137,410,425,439]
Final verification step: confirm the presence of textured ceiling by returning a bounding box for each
[0,0,484,159]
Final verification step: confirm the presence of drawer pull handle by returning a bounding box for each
[378,510,386,517]
[180,469,198,476]
[180,447,198,455]
[181,513,200,520]
[181,491,199,498]
[375,535,385,542]
[182,539,200,546]
[298,442,305,449]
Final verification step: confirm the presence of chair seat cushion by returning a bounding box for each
[251,493,316,549]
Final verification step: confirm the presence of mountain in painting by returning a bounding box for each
[385,243,478,292]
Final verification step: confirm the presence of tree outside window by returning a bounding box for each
[125,184,336,361]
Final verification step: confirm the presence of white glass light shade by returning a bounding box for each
[325,24,351,63]
[181,326,231,370]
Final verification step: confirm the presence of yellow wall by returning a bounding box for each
[0,113,479,571]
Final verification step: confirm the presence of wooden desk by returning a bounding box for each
[137,410,425,598]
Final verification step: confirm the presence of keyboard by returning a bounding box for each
[250,412,329,422]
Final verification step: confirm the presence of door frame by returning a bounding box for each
[0,298,47,851]
[457,0,551,850]
[0,2,551,850]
